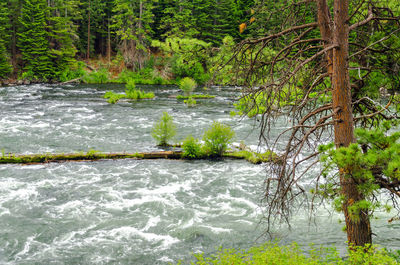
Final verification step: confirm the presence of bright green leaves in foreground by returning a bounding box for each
[188,242,398,265]
[319,121,400,220]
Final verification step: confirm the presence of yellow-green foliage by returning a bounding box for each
[179,77,197,96]
[188,243,398,265]
[203,122,235,157]
[104,91,125,104]
[182,135,203,159]
[151,112,177,146]
[184,96,197,107]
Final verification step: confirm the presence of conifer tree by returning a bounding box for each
[159,0,197,39]
[0,2,12,79]
[18,0,55,80]
[112,0,155,70]
[47,0,79,74]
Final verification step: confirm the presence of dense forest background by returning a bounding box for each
[0,0,259,84]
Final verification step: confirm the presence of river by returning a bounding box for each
[0,84,398,264]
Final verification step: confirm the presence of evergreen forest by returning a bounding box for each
[0,0,256,84]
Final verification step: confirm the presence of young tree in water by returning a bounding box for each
[233,0,400,246]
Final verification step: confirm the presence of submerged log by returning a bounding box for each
[0,150,281,165]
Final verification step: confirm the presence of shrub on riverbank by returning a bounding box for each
[82,68,110,84]
[188,242,398,265]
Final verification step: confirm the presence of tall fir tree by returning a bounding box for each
[0,1,12,78]
[159,0,197,39]
[18,0,55,80]
[47,0,79,73]
[112,0,156,70]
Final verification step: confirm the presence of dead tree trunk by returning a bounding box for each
[331,0,372,246]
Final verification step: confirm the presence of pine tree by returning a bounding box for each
[18,0,55,80]
[47,0,79,75]
[0,1,12,79]
[159,0,197,39]
[112,0,156,70]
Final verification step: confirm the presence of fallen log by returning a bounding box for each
[0,150,281,165]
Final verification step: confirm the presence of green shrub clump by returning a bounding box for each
[184,96,196,107]
[125,79,155,100]
[203,122,235,157]
[104,91,125,104]
[182,136,203,159]
[82,68,110,84]
[151,112,177,146]
[179,77,197,96]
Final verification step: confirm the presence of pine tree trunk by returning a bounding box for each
[331,0,372,246]
[107,17,111,64]
[87,0,91,60]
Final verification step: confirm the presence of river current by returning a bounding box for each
[0,84,399,264]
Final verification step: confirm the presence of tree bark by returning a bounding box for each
[331,0,372,246]
[87,0,91,60]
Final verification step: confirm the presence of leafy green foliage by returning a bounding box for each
[58,62,86,82]
[179,77,197,96]
[182,136,203,159]
[151,112,177,146]
[124,79,155,99]
[152,37,211,84]
[103,80,154,103]
[115,68,169,85]
[184,96,197,107]
[104,91,125,104]
[83,69,110,83]
[202,122,235,157]
[189,242,397,265]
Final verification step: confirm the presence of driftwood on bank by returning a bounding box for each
[0,150,281,165]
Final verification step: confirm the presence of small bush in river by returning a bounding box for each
[151,112,177,146]
[182,136,203,159]
[104,91,125,104]
[179,77,197,96]
[203,121,235,157]
[124,79,155,100]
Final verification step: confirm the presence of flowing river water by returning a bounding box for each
[0,84,399,264]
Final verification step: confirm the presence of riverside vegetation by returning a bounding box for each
[1,0,400,263]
